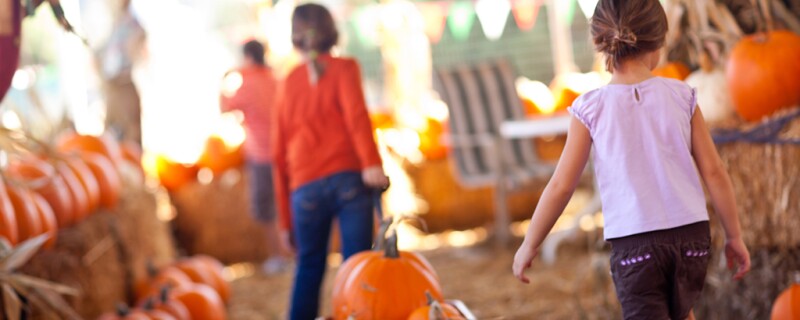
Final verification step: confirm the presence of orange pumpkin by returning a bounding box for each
[54,160,90,222]
[727,30,800,121]
[407,293,464,320]
[97,304,152,320]
[174,260,219,295]
[64,156,101,214]
[81,153,121,209]
[31,193,57,249]
[552,86,580,114]
[771,282,800,320]
[333,231,442,320]
[135,266,194,302]
[652,61,691,80]
[155,155,198,191]
[6,185,42,242]
[140,298,179,320]
[170,283,226,320]
[370,112,395,130]
[153,287,192,320]
[0,178,18,245]
[190,255,230,303]
[57,132,124,169]
[6,158,74,227]
[196,135,244,175]
[418,118,448,161]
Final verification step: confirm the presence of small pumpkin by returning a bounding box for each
[97,304,151,320]
[140,298,179,320]
[418,118,448,161]
[31,193,57,249]
[170,283,226,320]
[134,266,194,302]
[196,135,244,175]
[771,280,800,320]
[5,158,74,227]
[154,155,198,191]
[190,255,230,303]
[174,259,221,298]
[81,152,122,209]
[63,156,102,214]
[0,177,18,245]
[333,230,442,320]
[727,30,800,122]
[153,287,191,320]
[652,61,691,80]
[407,292,464,320]
[685,52,734,123]
[6,184,42,242]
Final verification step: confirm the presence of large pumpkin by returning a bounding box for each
[771,282,800,320]
[727,31,800,121]
[80,152,121,209]
[0,177,18,245]
[0,0,21,101]
[652,61,691,80]
[6,185,42,242]
[6,158,74,227]
[196,135,244,175]
[31,192,57,249]
[170,283,226,320]
[333,231,442,320]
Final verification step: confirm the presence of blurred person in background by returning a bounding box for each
[220,39,289,274]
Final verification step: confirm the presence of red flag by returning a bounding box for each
[416,1,449,43]
[511,0,542,31]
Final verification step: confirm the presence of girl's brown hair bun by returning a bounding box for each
[591,0,667,71]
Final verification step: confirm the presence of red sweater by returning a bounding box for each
[220,65,277,163]
[272,55,382,231]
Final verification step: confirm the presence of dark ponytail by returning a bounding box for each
[591,0,668,71]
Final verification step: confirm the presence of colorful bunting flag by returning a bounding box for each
[511,0,542,31]
[416,1,450,43]
[447,1,476,41]
[476,0,511,41]
[577,0,599,19]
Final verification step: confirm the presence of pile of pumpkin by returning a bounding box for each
[98,255,230,320]
[0,130,142,249]
[150,134,244,192]
[331,219,467,320]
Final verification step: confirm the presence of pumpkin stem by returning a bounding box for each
[373,217,393,251]
[159,285,170,303]
[115,303,130,316]
[141,297,156,310]
[384,231,400,259]
[146,260,158,278]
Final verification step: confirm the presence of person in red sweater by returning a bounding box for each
[220,40,288,274]
[271,4,389,319]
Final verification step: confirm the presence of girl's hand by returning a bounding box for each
[513,242,539,284]
[279,229,296,257]
[362,166,389,188]
[724,237,751,280]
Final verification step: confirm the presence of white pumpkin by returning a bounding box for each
[684,54,735,123]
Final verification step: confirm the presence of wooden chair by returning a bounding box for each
[432,59,557,246]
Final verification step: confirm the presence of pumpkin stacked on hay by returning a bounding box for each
[0,129,176,318]
[332,219,469,320]
[659,1,800,318]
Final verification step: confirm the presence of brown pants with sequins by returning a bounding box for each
[609,221,711,320]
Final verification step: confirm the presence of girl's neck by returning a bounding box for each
[609,59,655,85]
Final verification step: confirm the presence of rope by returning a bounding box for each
[711,109,800,145]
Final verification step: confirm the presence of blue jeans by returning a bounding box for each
[289,172,374,320]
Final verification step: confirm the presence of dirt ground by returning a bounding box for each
[226,235,622,320]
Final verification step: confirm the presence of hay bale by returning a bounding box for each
[404,159,544,233]
[697,247,800,319]
[712,107,800,249]
[171,169,269,264]
[19,178,176,319]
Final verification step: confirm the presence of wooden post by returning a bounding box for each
[546,0,577,76]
